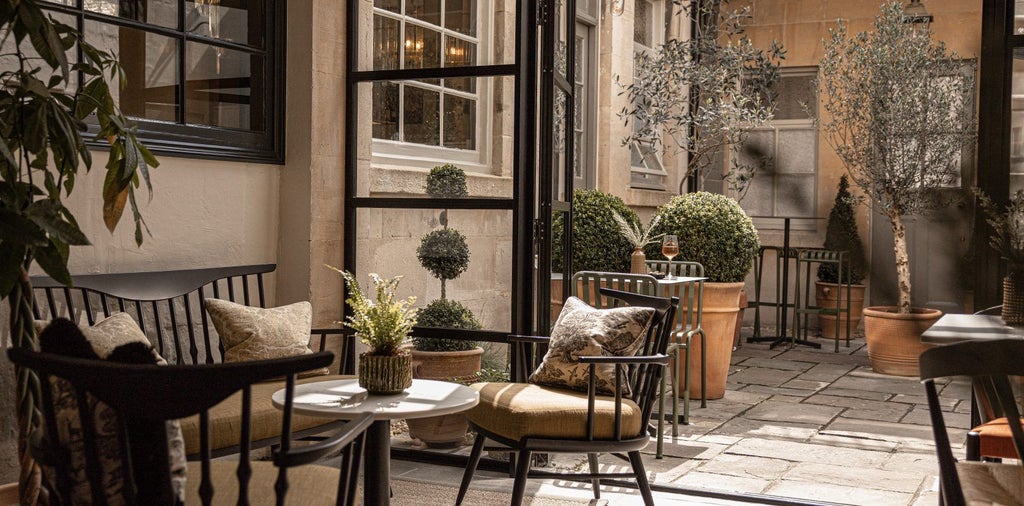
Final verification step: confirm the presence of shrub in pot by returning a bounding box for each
[410,165,483,447]
[648,192,759,399]
[552,189,641,274]
[816,175,868,340]
[819,2,976,375]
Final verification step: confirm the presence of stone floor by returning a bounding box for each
[389,328,969,505]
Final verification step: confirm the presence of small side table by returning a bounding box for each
[272,378,479,506]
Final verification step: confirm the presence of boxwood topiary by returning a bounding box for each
[552,189,641,273]
[818,175,867,284]
[412,298,481,352]
[646,192,760,282]
[426,163,469,198]
[417,228,470,299]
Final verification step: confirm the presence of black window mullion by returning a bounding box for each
[178,0,186,125]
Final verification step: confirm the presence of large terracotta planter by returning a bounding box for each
[681,281,743,400]
[863,306,942,377]
[406,347,483,447]
[815,282,866,340]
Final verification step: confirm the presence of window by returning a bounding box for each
[738,68,818,227]
[630,0,667,190]
[371,0,484,166]
[35,0,284,163]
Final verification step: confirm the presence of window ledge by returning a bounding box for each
[369,165,512,198]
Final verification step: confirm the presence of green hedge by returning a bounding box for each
[552,189,640,273]
[413,298,481,352]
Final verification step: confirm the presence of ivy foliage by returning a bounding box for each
[818,175,867,284]
[412,298,481,352]
[552,189,640,274]
[647,192,759,283]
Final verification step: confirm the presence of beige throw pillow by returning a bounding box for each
[205,299,329,376]
[529,296,655,396]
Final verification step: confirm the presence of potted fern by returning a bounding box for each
[612,211,663,274]
[977,189,1024,324]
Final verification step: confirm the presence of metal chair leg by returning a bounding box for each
[510,450,533,506]
[456,433,487,505]
[628,450,655,506]
[588,453,601,499]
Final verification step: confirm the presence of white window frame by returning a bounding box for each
[369,2,494,173]
[630,0,668,190]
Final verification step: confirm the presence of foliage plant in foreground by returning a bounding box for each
[332,267,418,357]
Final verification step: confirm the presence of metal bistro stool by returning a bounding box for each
[750,245,793,342]
[793,249,851,352]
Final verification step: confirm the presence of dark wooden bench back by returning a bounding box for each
[29,264,354,373]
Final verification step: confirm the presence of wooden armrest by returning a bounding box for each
[273,412,374,468]
[578,354,670,366]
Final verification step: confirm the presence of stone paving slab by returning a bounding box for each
[736,356,817,372]
[817,386,893,401]
[711,417,819,441]
[782,462,928,493]
[724,438,891,467]
[744,399,843,425]
[672,471,771,494]
[830,375,924,396]
[775,349,872,367]
[767,480,916,506]
[728,366,801,387]
[902,407,971,430]
[694,453,792,481]
[781,378,830,391]
[822,418,940,445]
[738,384,815,399]
[796,362,858,383]
[807,432,900,452]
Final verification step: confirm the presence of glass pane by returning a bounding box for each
[186,0,264,47]
[404,25,441,70]
[776,129,816,174]
[373,81,400,141]
[186,42,263,131]
[445,0,476,36]
[443,93,475,150]
[85,0,177,29]
[85,22,179,122]
[774,74,818,120]
[444,38,476,92]
[738,130,775,171]
[374,15,401,70]
[375,0,400,14]
[634,0,652,47]
[0,12,78,90]
[355,208,513,334]
[1016,0,1024,35]
[357,77,513,199]
[1012,53,1024,192]
[404,85,441,146]
[775,175,816,216]
[407,0,441,25]
[740,176,774,216]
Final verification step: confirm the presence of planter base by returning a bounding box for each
[863,306,941,377]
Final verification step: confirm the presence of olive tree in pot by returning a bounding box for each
[647,192,759,399]
[819,2,976,376]
[816,175,868,340]
[0,3,159,501]
[409,164,483,447]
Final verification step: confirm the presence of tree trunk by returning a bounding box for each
[891,214,913,314]
[9,264,45,505]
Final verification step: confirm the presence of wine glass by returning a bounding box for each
[661,235,679,279]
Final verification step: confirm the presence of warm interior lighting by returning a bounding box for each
[902,0,933,25]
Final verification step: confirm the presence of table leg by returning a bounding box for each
[770,218,820,350]
[365,419,391,506]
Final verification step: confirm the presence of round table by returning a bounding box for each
[272,378,479,505]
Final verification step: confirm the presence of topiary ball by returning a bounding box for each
[647,192,760,283]
[413,298,481,352]
[418,228,471,282]
[425,163,469,198]
[552,189,640,273]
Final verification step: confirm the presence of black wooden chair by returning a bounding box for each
[920,339,1024,506]
[456,288,678,506]
[8,348,372,506]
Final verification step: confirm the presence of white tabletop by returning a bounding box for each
[656,276,705,285]
[271,378,480,421]
[920,314,1024,344]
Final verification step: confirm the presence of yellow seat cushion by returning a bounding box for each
[185,461,341,505]
[467,382,643,442]
[974,417,1024,459]
[179,374,352,455]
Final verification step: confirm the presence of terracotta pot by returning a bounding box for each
[0,482,17,506]
[815,282,866,340]
[733,289,748,349]
[406,347,483,447]
[863,306,942,377]
[630,248,647,274]
[358,352,412,394]
[680,281,743,400]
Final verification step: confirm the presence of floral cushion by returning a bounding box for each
[528,297,654,396]
[205,299,329,377]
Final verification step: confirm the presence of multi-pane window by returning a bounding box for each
[739,68,819,225]
[372,0,479,151]
[630,0,668,190]
[36,0,282,162]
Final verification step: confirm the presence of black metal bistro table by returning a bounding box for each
[746,215,823,349]
[272,378,479,505]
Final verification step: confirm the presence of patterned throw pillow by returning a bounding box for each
[204,299,329,377]
[37,314,188,505]
[529,296,655,396]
